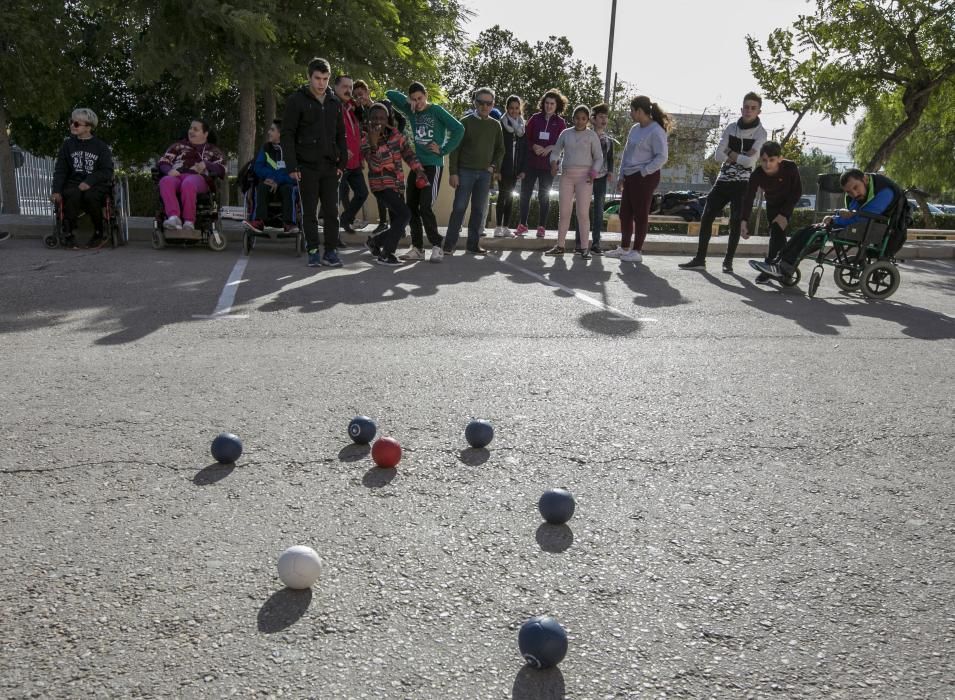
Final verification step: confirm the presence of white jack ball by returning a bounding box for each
[277,545,322,589]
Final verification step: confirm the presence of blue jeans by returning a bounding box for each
[443,167,492,251]
[338,168,368,227]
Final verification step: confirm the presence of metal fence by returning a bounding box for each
[13,149,55,216]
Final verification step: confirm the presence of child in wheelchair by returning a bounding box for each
[243,120,299,235]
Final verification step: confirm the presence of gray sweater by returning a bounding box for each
[550,127,603,173]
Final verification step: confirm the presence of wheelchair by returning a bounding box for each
[44,177,130,249]
[788,174,909,300]
[150,167,227,252]
[240,178,305,257]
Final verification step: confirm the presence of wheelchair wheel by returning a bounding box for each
[295,231,305,257]
[243,231,255,256]
[44,234,59,249]
[208,223,227,252]
[152,223,166,250]
[808,266,823,298]
[833,265,862,292]
[114,178,130,246]
[779,266,801,287]
[860,260,900,300]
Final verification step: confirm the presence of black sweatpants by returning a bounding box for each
[369,189,411,255]
[407,165,443,250]
[299,167,339,251]
[62,184,107,233]
[695,179,747,262]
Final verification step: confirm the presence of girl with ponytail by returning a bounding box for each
[604,96,671,262]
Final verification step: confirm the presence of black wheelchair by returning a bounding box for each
[240,176,305,257]
[786,174,910,300]
[44,177,130,249]
[150,167,227,252]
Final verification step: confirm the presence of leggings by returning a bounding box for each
[620,170,661,250]
[557,167,593,247]
[518,168,554,228]
[159,174,209,223]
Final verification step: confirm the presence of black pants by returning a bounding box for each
[299,167,339,251]
[338,168,368,227]
[779,224,826,266]
[519,168,554,227]
[496,173,518,227]
[407,165,443,249]
[62,185,107,233]
[375,192,389,225]
[764,208,789,263]
[369,189,411,255]
[695,179,747,262]
[254,182,293,224]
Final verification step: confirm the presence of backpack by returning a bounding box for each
[884,197,911,257]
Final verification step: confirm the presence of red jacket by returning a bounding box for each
[342,101,362,170]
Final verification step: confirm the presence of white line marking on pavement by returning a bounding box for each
[192,256,249,320]
[495,254,658,323]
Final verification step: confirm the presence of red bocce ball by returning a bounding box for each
[371,437,402,468]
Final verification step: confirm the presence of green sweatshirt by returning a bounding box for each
[386,90,465,168]
[448,114,505,175]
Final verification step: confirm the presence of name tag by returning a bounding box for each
[539,131,550,141]
[276,160,286,169]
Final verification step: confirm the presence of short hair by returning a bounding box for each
[759,141,781,157]
[538,89,567,114]
[71,107,98,129]
[591,103,609,117]
[840,168,866,186]
[353,79,369,92]
[743,91,762,106]
[191,118,211,134]
[334,74,352,86]
[572,104,591,119]
[408,81,427,96]
[505,95,523,108]
[270,119,282,129]
[473,87,495,102]
[307,58,331,76]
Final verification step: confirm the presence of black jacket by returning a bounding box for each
[280,85,347,174]
[52,135,114,193]
[500,127,526,178]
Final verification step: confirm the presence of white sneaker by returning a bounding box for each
[182,220,195,231]
[399,247,425,261]
[620,249,643,262]
[352,219,368,230]
[430,246,444,263]
[493,226,504,238]
[163,215,182,230]
[497,227,515,238]
[603,246,626,258]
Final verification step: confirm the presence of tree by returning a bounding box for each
[442,26,604,116]
[748,0,955,169]
[795,147,837,196]
[852,81,955,195]
[0,0,82,213]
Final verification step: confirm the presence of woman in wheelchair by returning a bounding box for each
[243,119,299,234]
[753,169,902,280]
[157,119,225,231]
[50,108,115,249]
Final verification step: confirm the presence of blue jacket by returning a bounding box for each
[833,173,901,227]
[253,143,295,186]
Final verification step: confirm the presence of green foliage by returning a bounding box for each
[852,82,955,195]
[441,25,604,116]
[796,147,838,196]
[748,0,955,170]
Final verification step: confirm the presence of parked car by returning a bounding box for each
[934,204,955,215]
[908,199,944,215]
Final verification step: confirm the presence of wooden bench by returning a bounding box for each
[606,214,729,236]
[907,228,955,240]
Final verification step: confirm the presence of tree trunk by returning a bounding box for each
[0,105,21,215]
[237,71,257,169]
[864,90,931,173]
[263,85,276,130]
[780,109,807,148]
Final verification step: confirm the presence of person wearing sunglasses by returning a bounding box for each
[50,108,115,249]
[442,87,504,258]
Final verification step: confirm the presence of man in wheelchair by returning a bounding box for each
[753,169,903,281]
[243,119,299,235]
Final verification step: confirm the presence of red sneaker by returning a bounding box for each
[515,224,528,237]
[243,219,265,234]
[536,227,546,238]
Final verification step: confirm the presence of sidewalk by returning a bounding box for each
[1,214,953,259]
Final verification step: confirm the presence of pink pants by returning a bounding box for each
[557,167,593,247]
[159,174,209,223]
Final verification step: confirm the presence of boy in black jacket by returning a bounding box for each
[50,108,114,249]
[281,57,348,268]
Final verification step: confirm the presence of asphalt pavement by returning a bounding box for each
[1,239,953,699]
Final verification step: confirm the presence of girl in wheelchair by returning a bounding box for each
[157,119,225,231]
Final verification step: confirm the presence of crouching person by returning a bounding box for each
[361,103,431,266]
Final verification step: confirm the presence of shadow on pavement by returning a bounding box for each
[362,465,397,488]
[193,462,235,485]
[616,262,690,308]
[577,309,641,336]
[257,587,312,633]
[458,447,490,466]
[338,444,370,462]
[512,665,566,700]
[535,523,574,553]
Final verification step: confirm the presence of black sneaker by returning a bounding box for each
[574,247,583,255]
[466,247,488,255]
[754,272,772,284]
[365,236,381,257]
[722,261,734,273]
[372,222,388,235]
[679,258,706,270]
[752,260,785,279]
[591,245,603,255]
[580,248,592,260]
[342,224,357,234]
[376,253,402,266]
[62,235,79,250]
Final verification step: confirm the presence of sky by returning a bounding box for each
[462,0,857,164]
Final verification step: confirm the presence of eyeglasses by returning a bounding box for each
[70,121,89,127]
[475,99,493,107]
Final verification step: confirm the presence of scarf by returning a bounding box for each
[737,116,762,130]
[501,113,525,137]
